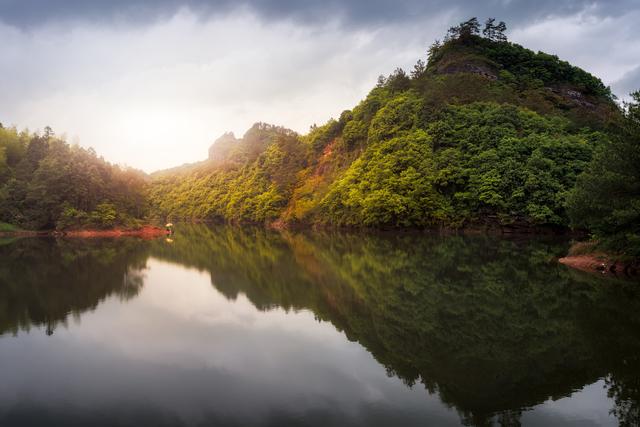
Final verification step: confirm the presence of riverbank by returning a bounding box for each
[559,245,639,278]
[0,225,170,239]
[63,226,170,238]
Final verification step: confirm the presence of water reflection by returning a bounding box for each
[0,225,639,426]
[0,238,149,336]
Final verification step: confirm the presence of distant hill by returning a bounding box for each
[149,18,622,230]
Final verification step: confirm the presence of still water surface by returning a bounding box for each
[1,225,639,426]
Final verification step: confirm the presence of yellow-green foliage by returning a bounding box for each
[149,32,619,231]
[149,123,307,224]
[321,129,447,226]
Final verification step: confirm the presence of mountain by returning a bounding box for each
[149,20,620,231]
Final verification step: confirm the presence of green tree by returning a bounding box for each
[447,17,480,42]
[567,91,640,255]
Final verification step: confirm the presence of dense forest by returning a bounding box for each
[568,90,640,256]
[1,18,638,257]
[0,125,148,230]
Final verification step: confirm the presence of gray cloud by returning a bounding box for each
[0,1,638,171]
[0,0,637,29]
[612,66,640,99]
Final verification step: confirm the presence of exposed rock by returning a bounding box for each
[437,62,498,80]
[546,87,596,109]
[208,132,237,161]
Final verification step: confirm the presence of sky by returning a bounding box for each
[0,0,639,172]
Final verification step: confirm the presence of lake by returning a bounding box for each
[1,225,638,426]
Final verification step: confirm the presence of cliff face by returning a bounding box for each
[208,132,237,162]
[149,35,621,229]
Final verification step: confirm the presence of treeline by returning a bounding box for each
[0,125,148,230]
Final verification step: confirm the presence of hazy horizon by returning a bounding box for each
[1,0,639,172]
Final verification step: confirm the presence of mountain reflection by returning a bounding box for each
[1,226,639,426]
[150,225,640,426]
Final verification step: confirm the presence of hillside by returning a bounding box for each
[149,18,621,233]
[0,126,149,230]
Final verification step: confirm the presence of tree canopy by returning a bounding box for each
[568,91,640,256]
[0,126,148,230]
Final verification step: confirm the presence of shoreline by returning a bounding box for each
[0,225,170,239]
[3,223,637,279]
[559,253,638,278]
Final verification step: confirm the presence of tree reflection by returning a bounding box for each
[0,238,149,336]
[1,227,638,426]
[151,224,640,426]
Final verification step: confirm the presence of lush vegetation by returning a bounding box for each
[149,123,307,223]
[1,18,638,257]
[320,102,599,227]
[433,17,612,98]
[150,18,624,238]
[0,125,148,230]
[568,91,640,256]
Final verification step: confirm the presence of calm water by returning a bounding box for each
[1,225,639,426]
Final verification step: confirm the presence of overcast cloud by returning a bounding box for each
[0,0,638,172]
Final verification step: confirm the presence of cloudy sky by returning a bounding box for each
[0,0,639,172]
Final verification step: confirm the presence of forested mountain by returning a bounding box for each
[1,18,637,256]
[0,125,148,230]
[149,18,630,238]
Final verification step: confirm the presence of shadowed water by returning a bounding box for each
[0,225,639,426]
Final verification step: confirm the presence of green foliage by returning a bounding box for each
[367,93,421,143]
[446,17,480,43]
[57,205,88,230]
[90,202,118,229]
[568,91,640,256]
[321,129,446,226]
[306,119,342,153]
[482,18,507,42]
[0,221,18,232]
[341,119,367,148]
[317,102,596,227]
[147,23,631,255]
[0,126,148,230]
[149,124,307,223]
[434,18,611,99]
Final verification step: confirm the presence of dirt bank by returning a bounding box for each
[559,253,638,277]
[62,226,170,238]
[0,226,170,239]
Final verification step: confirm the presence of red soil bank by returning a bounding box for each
[559,254,635,277]
[63,226,170,238]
